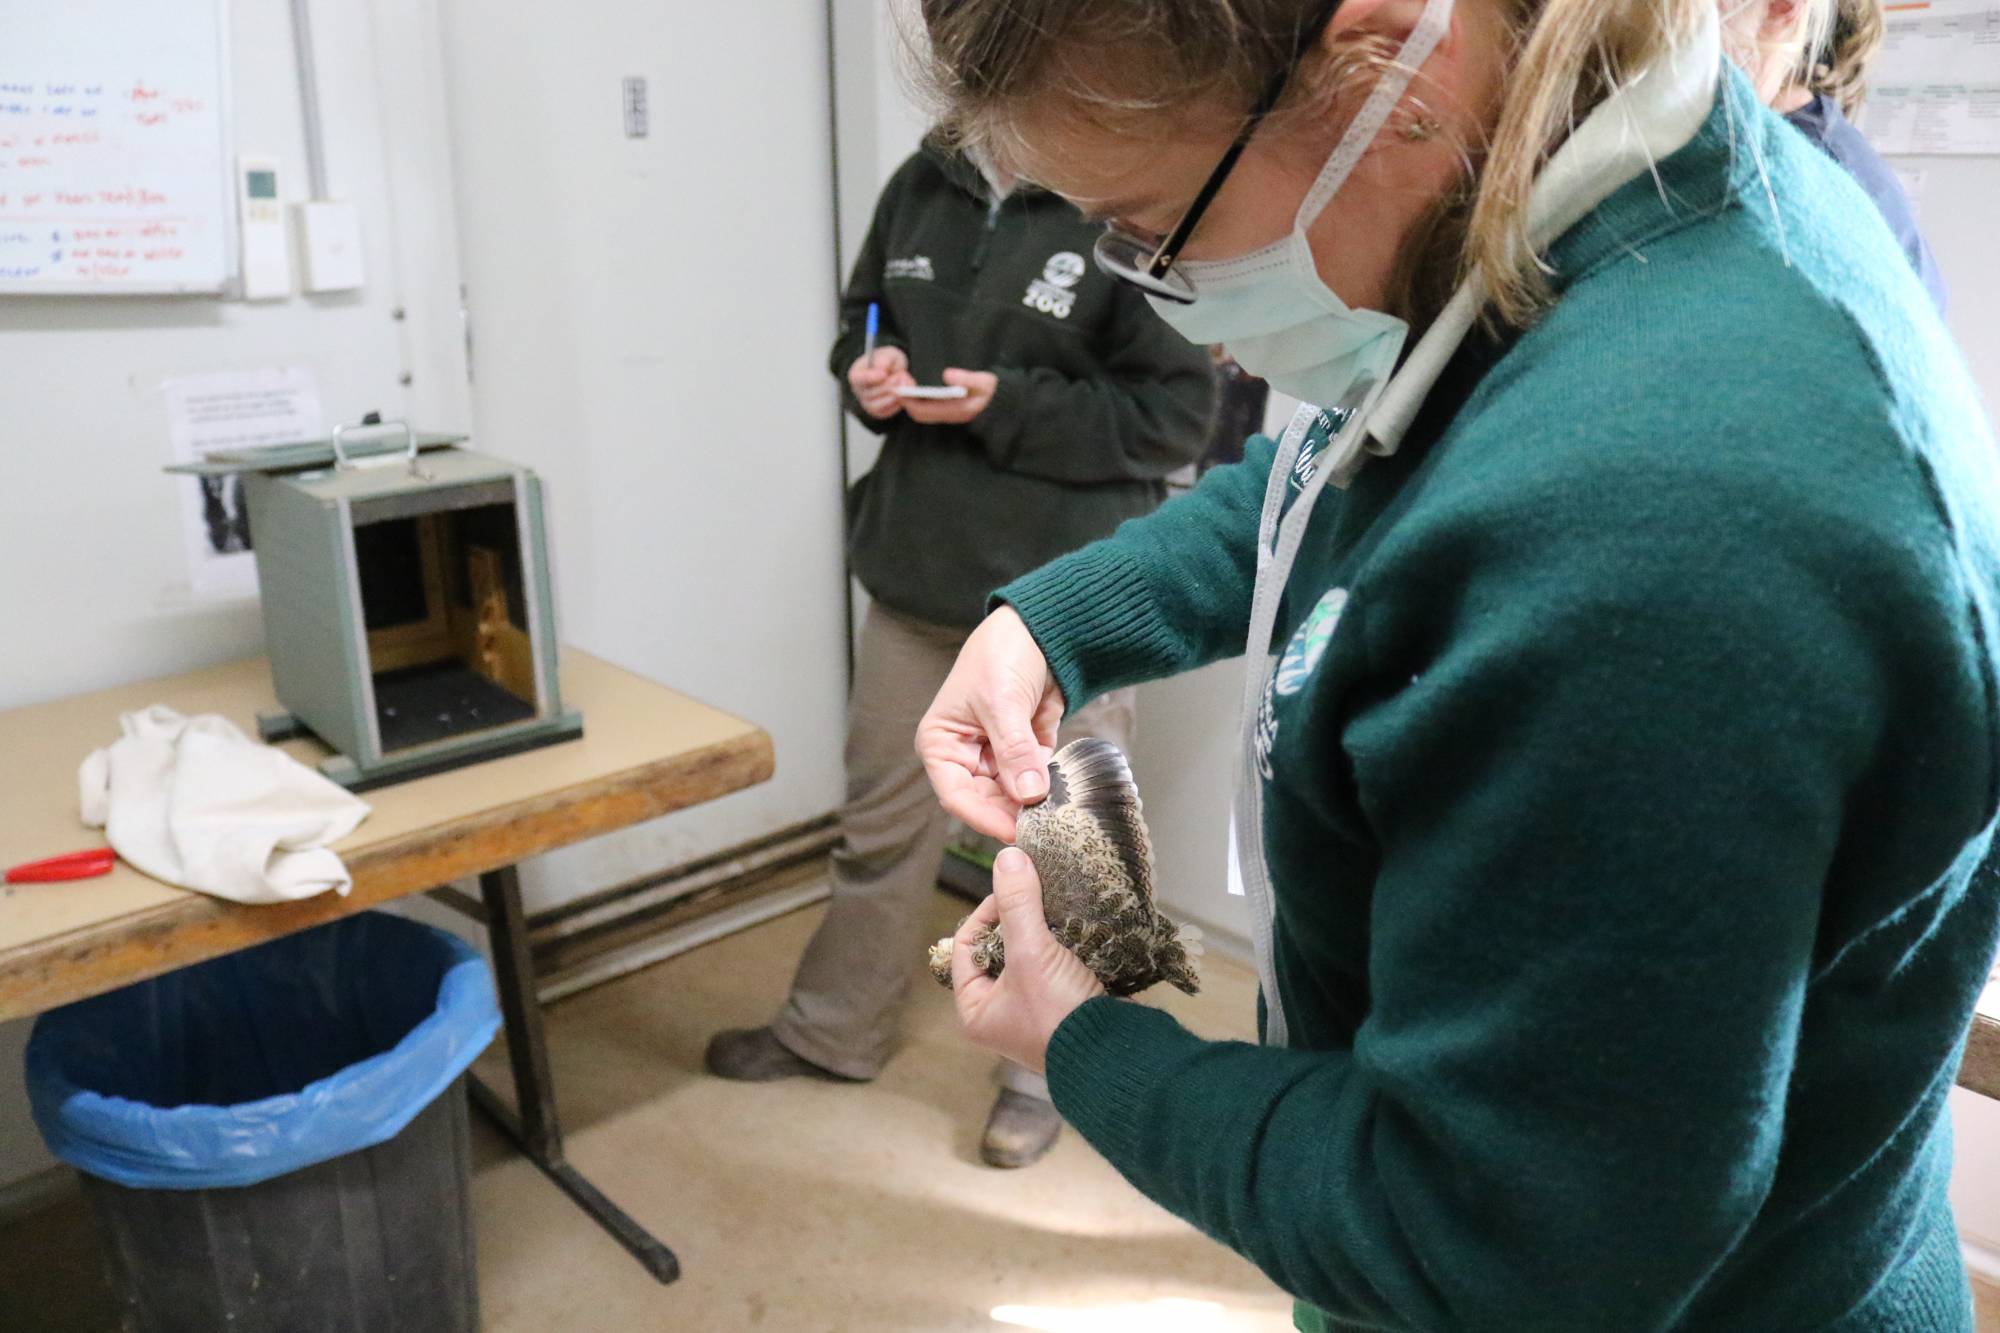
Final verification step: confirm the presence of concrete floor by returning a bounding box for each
[4,888,1997,1332]
[463,891,1290,1332]
[0,890,1293,1332]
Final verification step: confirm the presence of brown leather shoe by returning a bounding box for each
[980,1088,1063,1168]
[703,1027,853,1083]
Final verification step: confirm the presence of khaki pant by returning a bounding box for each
[773,603,1135,1098]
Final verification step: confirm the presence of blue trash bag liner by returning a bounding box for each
[26,911,499,1190]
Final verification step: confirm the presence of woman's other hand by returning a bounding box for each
[951,847,1104,1073]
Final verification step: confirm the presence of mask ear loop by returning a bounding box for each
[1290,0,1457,232]
[1360,4,1722,462]
[1229,0,1459,1049]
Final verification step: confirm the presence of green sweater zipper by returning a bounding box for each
[970,193,1002,272]
[998,68,2000,1332]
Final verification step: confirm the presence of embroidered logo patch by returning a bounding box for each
[885,255,934,281]
[1285,405,1352,496]
[1253,678,1281,781]
[1274,588,1348,697]
[1022,250,1085,318]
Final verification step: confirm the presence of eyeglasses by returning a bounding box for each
[1092,0,1344,304]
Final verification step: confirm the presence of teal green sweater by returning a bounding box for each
[1000,69,2000,1331]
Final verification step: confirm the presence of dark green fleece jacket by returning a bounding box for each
[834,147,1215,629]
[1000,69,2000,1331]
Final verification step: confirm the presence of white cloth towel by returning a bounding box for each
[79,706,371,904]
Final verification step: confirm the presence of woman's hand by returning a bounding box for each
[917,606,1065,842]
[848,346,915,418]
[902,367,999,424]
[952,847,1104,1074]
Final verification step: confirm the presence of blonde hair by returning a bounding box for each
[1808,0,1884,115]
[915,0,1826,328]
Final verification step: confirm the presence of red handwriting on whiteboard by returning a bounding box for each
[129,83,159,102]
[94,187,169,208]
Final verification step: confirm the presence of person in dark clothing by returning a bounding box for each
[1784,95,1945,310]
[705,143,1214,1169]
[1201,348,1270,475]
[831,144,1219,629]
[1734,0,1947,310]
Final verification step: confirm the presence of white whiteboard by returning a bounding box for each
[0,0,233,294]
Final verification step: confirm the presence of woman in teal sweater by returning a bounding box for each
[911,0,2000,1327]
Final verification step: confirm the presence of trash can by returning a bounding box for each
[25,911,501,1333]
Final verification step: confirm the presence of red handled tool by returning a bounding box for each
[5,847,117,884]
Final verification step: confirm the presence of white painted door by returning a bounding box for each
[436,2,849,911]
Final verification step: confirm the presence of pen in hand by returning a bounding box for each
[865,302,880,370]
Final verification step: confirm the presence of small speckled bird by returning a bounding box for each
[928,738,1200,998]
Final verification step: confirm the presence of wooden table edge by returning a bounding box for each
[0,727,775,1024]
[1965,1011,2000,1102]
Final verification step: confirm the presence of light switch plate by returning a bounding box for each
[297,200,364,293]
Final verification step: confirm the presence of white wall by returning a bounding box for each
[1953,1083,2000,1281]
[435,2,849,911]
[0,0,469,714]
[1128,665,1254,950]
[0,0,472,1192]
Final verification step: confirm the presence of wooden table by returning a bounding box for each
[1965,978,2000,1102]
[0,649,773,1283]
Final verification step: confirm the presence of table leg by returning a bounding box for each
[472,864,682,1284]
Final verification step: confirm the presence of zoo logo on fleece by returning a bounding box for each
[1022,251,1085,318]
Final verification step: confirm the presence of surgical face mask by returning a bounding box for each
[1145,0,1455,409]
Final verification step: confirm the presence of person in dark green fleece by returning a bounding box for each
[909,0,2000,1327]
[704,139,1214,1168]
